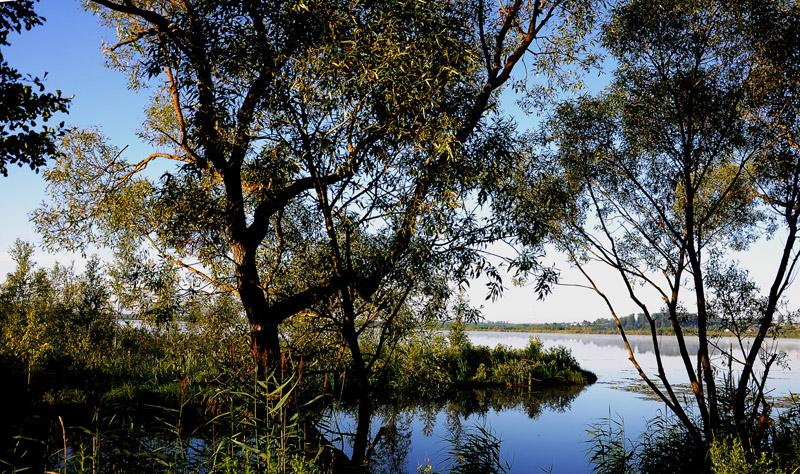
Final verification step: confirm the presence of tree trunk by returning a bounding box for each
[250,319,281,377]
[232,241,281,377]
[340,312,372,467]
[351,387,373,467]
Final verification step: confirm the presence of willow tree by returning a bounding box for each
[35,0,596,376]
[503,0,800,455]
[734,0,800,453]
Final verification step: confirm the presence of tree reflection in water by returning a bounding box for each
[6,383,586,473]
[324,384,587,473]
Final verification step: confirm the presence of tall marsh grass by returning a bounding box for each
[20,373,330,474]
[586,401,800,474]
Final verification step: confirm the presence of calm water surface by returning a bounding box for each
[330,331,800,473]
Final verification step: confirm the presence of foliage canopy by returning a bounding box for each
[34,0,598,375]
[503,0,800,456]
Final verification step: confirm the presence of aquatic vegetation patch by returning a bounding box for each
[382,332,596,399]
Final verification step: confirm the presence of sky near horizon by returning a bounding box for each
[1,1,797,324]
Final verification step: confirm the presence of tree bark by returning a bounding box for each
[232,240,281,376]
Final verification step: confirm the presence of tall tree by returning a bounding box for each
[0,0,69,176]
[732,0,800,452]
[34,0,596,376]
[504,0,800,454]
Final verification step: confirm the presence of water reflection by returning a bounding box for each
[470,331,800,361]
[324,385,587,473]
[469,332,800,397]
[19,332,794,473]
[331,333,799,473]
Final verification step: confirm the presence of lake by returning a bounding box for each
[327,331,800,473]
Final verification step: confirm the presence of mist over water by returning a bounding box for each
[471,331,800,399]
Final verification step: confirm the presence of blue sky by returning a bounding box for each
[2,1,147,270]
[2,0,797,324]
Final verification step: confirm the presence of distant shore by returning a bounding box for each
[461,322,800,338]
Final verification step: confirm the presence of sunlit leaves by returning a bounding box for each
[34,128,156,255]
[0,241,116,377]
[742,3,800,228]
[34,0,603,371]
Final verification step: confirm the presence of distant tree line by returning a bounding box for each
[465,314,733,333]
[579,312,722,332]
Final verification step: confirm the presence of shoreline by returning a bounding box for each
[461,324,800,339]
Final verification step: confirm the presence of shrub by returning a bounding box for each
[709,438,786,474]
